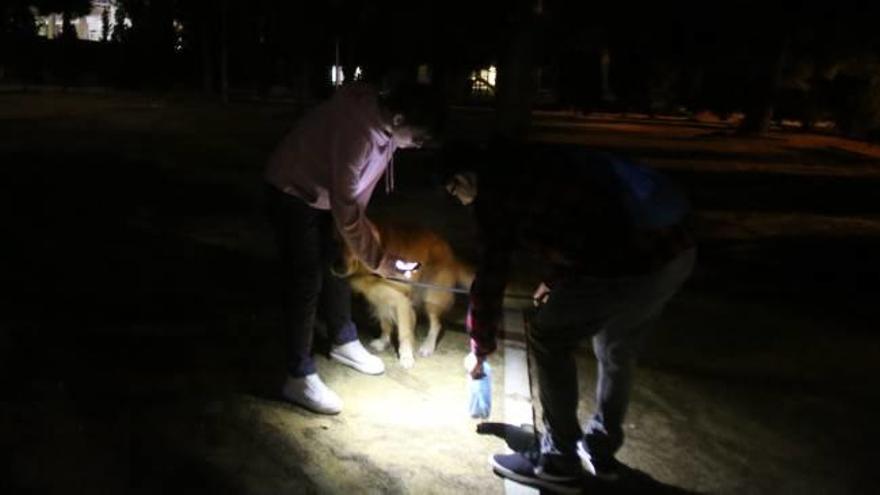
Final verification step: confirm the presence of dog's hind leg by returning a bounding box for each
[370,318,393,352]
[419,289,453,357]
[419,308,443,357]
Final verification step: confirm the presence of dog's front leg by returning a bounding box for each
[396,306,417,368]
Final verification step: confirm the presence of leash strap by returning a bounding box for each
[523,309,539,448]
[381,275,533,300]
[382,276,470,294]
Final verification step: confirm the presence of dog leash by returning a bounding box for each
[383,276,470,294]
[522,309,540,449]
[382,275,534,300]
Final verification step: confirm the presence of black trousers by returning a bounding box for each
[265,185,358,377]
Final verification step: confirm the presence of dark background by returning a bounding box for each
[4,0,880,137]
[2,1,880,493]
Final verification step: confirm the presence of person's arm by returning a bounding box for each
[467,248,510,358]
[328,132,391,274]
[466,197,514,362]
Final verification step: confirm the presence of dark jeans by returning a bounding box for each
[530,248,696,462]
[265,185,358,378]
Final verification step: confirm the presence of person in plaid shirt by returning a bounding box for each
[445,141,695,491]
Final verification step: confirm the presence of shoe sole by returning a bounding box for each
[330,351,385,375]
[489,454,582,494]
[281,391,342,415]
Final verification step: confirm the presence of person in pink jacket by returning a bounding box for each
[264,82,439,414]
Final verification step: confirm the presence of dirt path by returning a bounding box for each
[2,93,878,494]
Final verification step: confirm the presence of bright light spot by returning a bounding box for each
[470,65,497,95]
[484,66,497,86]
[35,7,126,41]
[172,19,184,51]
[355,384,476,429]
[330,65,345,86]
[354,66,363,81]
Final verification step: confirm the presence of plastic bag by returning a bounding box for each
[467,362,492,419]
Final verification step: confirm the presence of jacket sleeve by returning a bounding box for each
[466,198,514,357]
[328,132,388,273]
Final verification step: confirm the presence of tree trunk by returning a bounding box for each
[740,35,789,135]
[741,105,774,135]
[47,14,57,39]
[61,10,74,40]
[201,15,214,94]
[101,8,109,42]
[495,0,540,140]
[600,46,614,103]
[219,0,229,103]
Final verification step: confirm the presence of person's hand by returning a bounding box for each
[464,352,487,379]
[394,259,421,280]
[532,282,551,307]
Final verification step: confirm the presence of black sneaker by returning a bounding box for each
[576,440,623,481]
[489,450,583,494]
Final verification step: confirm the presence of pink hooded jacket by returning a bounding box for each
[264,84,396,274]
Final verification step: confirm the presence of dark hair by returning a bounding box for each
[379,82,446,133]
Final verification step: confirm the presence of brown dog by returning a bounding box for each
[340,222,473,368]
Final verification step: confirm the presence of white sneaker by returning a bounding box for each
[281,374,343,415]
[330,340,386,375]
